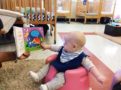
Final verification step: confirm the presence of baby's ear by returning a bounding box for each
[73,43,78,48]
[73,45,76,48]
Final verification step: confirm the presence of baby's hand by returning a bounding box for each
[97,75,106,85]
[41,43,51,50]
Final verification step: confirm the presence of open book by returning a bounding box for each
[14,27,44,57]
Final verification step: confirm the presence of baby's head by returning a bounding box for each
[63,32,86,53]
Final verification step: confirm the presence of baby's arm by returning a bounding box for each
[41,43,62,52]
[82,57,105,84]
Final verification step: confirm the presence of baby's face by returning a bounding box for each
[63,32,85,53]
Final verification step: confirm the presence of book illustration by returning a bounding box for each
[13,27,44,57]
[23,27,44,51]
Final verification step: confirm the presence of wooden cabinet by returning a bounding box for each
[57,0,71,23]
[100,0,116,19]
[76,0,101,23]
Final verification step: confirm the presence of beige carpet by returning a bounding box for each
[96,32,121,45]
[0,49,56,90]
[0,60,44,90]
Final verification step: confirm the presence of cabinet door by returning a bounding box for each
[87,0,101,13]
[101,0,116,13]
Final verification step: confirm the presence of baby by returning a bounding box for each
[29,32,105,90]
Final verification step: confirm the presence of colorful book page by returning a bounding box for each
[23,27,44,51]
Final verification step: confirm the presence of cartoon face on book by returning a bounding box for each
[23,27,44,51]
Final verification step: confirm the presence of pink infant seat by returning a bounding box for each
[44,54,90,90]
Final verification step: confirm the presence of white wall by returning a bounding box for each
[114,0,121,18]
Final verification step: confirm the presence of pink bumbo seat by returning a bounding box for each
[44,54,89,90]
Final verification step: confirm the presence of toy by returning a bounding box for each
[113,15,121,23]
[83,0,87,5]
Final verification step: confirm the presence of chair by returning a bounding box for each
[44,54,90,90]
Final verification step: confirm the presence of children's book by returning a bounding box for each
[13,26,44,57]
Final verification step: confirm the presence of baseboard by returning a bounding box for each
[57,17,103,24]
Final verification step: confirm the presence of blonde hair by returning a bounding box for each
[69,32,86,48]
